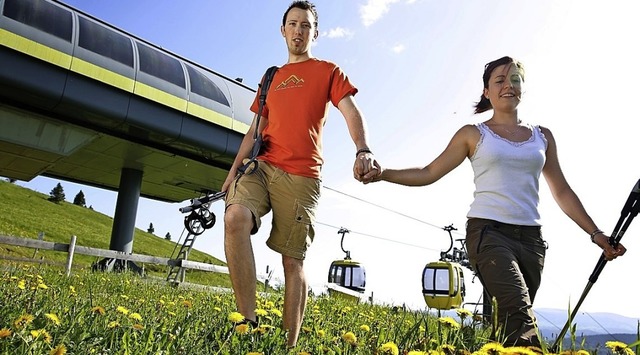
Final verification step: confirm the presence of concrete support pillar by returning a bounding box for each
[109,168,142,253]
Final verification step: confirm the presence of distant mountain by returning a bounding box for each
[534,308,640,342]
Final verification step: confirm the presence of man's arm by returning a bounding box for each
[337,95,379,182]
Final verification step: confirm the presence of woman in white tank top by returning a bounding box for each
[371,56,626,348]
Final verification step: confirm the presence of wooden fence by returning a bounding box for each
[0,234,228,278]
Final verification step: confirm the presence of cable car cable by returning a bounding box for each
[322,185,448,231]
[316,221,442,252]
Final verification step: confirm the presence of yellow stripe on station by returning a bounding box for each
[70,58,135,92]
[0,28,71,68]
[232,121,250,134]
[134,82,187,112]
[186,102,232,129]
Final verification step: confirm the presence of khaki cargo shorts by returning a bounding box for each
[225,160,321,260]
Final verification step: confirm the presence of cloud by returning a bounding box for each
[391,44,405,53]
[322,27,355,40]
[359,0,400,27]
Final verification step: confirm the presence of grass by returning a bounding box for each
[0,179,230,287]
[1,179,639,354]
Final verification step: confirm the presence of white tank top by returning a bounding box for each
[467,122,548,226]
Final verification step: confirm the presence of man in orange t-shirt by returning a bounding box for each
[221,0,379,349]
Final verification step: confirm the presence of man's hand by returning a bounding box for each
[353,152,381,183]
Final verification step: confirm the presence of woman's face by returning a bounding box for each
[484,63,524,112]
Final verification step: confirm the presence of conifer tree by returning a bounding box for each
[73,190,86,207]
[48,183,65,203]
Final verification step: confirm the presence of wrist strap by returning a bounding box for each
[356,148,372,157]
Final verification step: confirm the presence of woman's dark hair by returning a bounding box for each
[282,1,318,29]
[474,56,525,114]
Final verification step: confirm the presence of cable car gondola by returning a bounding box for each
[327,228,366,301]
[422,225,470,310]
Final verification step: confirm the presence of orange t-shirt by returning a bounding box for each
[250,58,358,178]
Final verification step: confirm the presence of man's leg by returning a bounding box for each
[224,204,257,323]
[282,254,306,348]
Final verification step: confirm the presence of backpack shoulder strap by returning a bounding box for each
[258,65,278,104]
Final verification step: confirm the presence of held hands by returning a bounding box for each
[592,233,627,261]
[353,151,381,184]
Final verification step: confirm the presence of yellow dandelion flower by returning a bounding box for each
[379,342,399,354]
[235,324,250,334]
[442,344,457,352]
[408,352,427,355]
[14,313,34,329]
[455,308,473,319]
[438,316,460,329]
[30,329,52,343]
[50,344,67,355]
[116,306,129,315]
[480,342,505,354]
[265,301,275,308]
[17,279,26,290]
[45,313,61,326]
[269,309,282,317]
[129,313,142,321]
[228,312,245,323]
[502,346,537,355]
[359,324,370,332]
[342,331,357,346]
[574,351,591,355]
[107,321,119,329]
[606,341,629,351]
[606,341,634,355]
[255,308,268,317]
[0,328,12,338]
[182,300,193,308]
[91,306,106,315]
[132,323,144,331]
[341,306,352,314]
[252,326,267,335]
[316,329,325,337]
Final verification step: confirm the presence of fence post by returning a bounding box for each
[65,235,77,277]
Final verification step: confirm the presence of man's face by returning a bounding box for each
[281,7,318,56]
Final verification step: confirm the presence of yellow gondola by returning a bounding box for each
[422,260,465,309]
[422,225,469,310]
[327,228,366,301]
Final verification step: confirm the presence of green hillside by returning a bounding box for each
[0,179,231,287]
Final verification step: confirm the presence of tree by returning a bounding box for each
[48,183,65,203]
[147,223,155,234]
[73,190,86,207]
[165,232,171,241]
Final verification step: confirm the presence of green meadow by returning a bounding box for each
[1,180,638,354]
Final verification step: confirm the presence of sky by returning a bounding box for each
[15,0,640,324]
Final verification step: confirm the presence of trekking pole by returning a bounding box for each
[551,179,640,352]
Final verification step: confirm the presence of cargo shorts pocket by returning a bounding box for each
[289,200,316,250]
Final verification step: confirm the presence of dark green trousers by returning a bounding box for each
[466,218,546,347]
